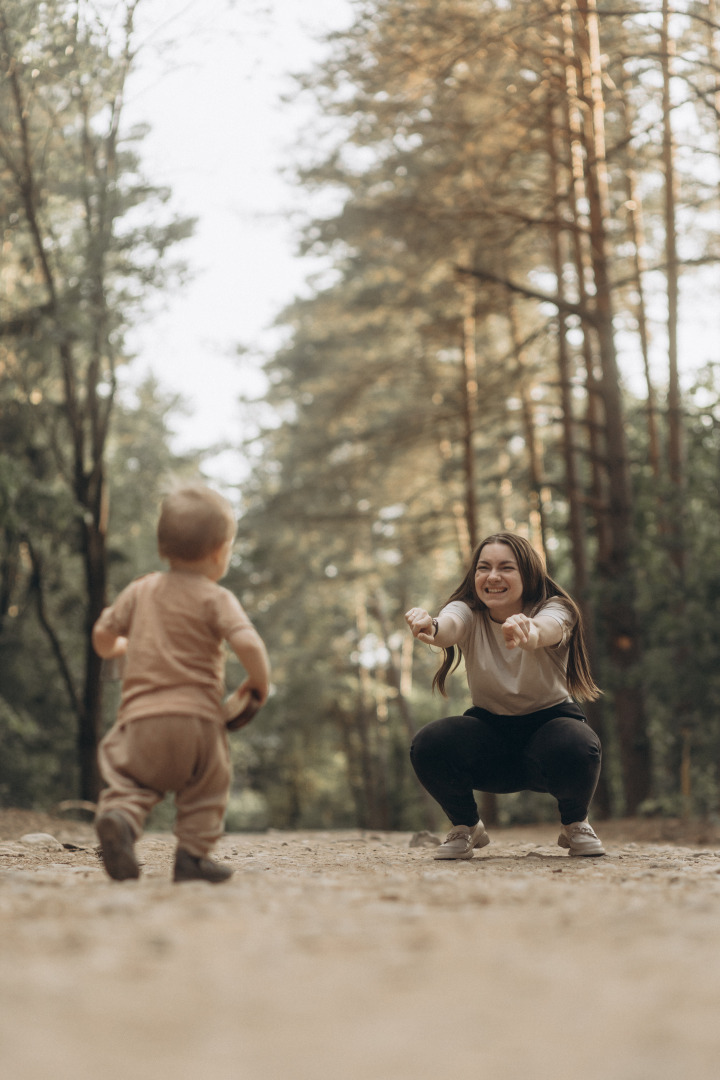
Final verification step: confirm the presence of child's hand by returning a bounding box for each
[113,636,129,657]
[92,623,129,659]
[224,682,264,731]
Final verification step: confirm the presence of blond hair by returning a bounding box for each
[157,483,235,562]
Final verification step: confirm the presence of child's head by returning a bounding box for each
[157,483,236,565]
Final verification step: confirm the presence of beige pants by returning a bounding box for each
[96,715,231,858]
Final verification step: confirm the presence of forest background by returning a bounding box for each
[1,0,719,834]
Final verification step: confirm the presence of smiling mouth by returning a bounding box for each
[485,587,506,594]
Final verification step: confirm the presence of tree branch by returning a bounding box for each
[455,264,601,326]
[26,539,82,721]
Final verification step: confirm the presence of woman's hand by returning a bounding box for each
[404,607,436,644]
[501,613,539,651]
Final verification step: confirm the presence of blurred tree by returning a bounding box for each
[0,375,201,808]
[0,0,193,800]
[234,0,720,826]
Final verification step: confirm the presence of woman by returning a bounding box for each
[405,533,604,859]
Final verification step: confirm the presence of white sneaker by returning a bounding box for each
[433,821,490,860]
[558,821,605,857]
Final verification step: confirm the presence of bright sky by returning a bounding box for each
[123,0,353,484]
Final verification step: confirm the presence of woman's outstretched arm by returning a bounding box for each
[404,607,464,647]
[501,612,564,651]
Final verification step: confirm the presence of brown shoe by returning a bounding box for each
[96,811,140,881]
[173,848,234,884]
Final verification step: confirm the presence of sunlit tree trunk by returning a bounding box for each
[354,590,390,829]
[461,284,480,553]
[371,591,438,829]
[573,0,652,813]
[661,0,684,563]
[460,284,498,824]
[620,66,661,478]
[547,86,611,816]
[560,5,612,569]
[506,299,552,567]
[545,92,588,597]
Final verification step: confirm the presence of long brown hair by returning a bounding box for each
[432,533,601,702]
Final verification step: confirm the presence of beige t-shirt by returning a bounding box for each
[96,570,253,725]
[439,599,575,715]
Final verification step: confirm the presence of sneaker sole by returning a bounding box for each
[96,814,140,880]
[433,847,475,860]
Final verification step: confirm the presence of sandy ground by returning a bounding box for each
[1,810,720,1080]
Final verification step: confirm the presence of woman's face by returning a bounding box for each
[474,542,524,621]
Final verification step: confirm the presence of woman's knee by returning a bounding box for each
[410,716,463,767]
[410,722,438,769]
[531,718,601,772]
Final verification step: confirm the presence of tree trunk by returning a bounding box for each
[620,65,661,478]
[661,0,684,559]
[371,592,438,830]
[459,286,497,824]
[354,590,390,829]
[573,0,652,813]
[546,87,611,816]
[506,298,552,568]
[461,287,479,552]
[560,5,612,569]
[79,487,108,800]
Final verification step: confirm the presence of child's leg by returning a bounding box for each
[96,722,165,839]
[173,722,231,858]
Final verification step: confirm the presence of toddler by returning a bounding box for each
[93,483,270,883]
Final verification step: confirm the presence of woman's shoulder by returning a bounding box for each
[531,598,577,648]
[534,597,576,622]
[440,599,479,626]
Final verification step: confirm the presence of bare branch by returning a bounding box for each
[26,540,82,720]
[455,264,600,326]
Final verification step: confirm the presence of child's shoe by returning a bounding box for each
[173,848,234,883]
[96,811,140,880]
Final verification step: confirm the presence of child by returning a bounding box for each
[93,482,271,884]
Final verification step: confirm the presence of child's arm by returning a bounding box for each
[92,613,129,660]
[227,626,271,704]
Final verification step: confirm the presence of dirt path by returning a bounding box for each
[1,810,719,1080]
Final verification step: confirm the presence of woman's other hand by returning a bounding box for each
[501,613,539,651]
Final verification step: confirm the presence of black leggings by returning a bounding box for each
[410,701,602,827]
